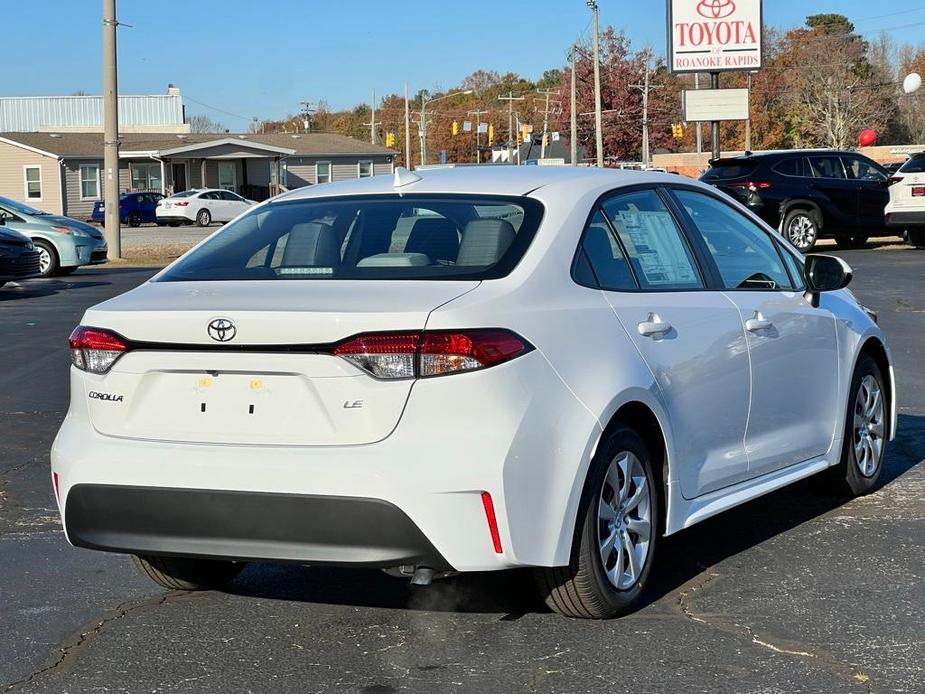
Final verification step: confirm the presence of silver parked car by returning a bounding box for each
[0,197,108,277]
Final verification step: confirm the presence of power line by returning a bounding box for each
[855,7,925,23]
[183,94,255,122]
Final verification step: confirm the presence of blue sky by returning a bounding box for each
[2,1,925,126]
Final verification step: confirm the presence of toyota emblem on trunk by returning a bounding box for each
[207,318,236,342]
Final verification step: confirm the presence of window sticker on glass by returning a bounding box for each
[613,210,700,287]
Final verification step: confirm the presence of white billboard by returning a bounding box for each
[683,88,749,121]
[668,0,763,73]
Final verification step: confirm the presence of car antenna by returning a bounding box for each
[393,167,421,191]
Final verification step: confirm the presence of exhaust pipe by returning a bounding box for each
[410,566,434,586]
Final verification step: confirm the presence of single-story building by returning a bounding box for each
[0,131,396,219]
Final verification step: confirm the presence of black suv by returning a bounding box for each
[700,150,890,252]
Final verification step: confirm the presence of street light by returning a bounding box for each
[420,89,474,166]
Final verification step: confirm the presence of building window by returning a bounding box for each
[218,162,236,191]
[316,161,332,184]
[358,160,373,178]
[79,164,100,199]
[24,166,42,199]
[131,162,162,191]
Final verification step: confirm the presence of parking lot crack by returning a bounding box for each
[4,591,181,691]
[674,565,876,693]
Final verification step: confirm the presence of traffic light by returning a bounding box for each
[452,121,459,136]
[488,124,494,145]
[671,123,685,140]
[385,132,395,148]
[543,132,549,148]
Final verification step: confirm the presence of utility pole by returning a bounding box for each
[468,109,489,163]
[364,90,379,145]
[536,89,559,159]
[498,91,524,164]
[299,101,315,133]
[694,74,703,171]
[711,71,720,161]
[588,0,604,168]
[404,83,412,169]
[629,52,662,169]
[745,72,754,152]
[102,0,121,259]
[570,49,578,166]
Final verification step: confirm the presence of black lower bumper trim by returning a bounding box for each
[65,484,452,570]
[886,211,925,227]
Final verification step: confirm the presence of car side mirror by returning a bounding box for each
[804,254,852,307]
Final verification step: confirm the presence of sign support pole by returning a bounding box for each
[710,72,720,161]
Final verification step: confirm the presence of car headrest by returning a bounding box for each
[457,219,516,267]
[404,218,460,262]
[281,222,340,267]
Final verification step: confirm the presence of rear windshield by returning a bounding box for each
[899,155,925,174]
[169,190,199,198]
[700,161,759,181]
[156,194,544,282]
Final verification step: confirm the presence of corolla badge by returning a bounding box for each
[207,318,236,342]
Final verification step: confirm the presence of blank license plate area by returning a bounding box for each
[912,186,925,196]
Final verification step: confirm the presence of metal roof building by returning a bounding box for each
[0,86,189,134]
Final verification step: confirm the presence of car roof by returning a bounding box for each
[273,166,691,202]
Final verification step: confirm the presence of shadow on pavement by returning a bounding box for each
[226,414,925,617]
[0,268,151,301]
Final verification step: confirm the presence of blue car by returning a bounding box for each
[91,192,165,227]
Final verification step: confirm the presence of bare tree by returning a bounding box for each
[188,114,227,133]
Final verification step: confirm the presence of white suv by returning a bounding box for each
[885,153,925,247]
[53,168,895,618]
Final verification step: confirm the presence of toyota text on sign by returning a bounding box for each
[668,0,763,73]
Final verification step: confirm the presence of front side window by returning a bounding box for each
[131,162,162,191]
[842,156,887,182]
[24,166,42,199]
[80,164,100,199]
[358,161,373,178]
[157,195,543,282]
[674,189,793,290]
[316,161,332,184]
[809,156,846,179]
[599,189,703,290]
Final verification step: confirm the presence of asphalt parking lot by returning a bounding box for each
[1,246,923,693]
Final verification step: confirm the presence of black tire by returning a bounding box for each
[127,211,142,228]
[34,239,59,278]
[196,209,211,227]
[909,228,925,248]
[535,427,660,619]
[822,355,888,497]
[782,208,820,253]
[131,554,245,591]
[54,266,78,276]
[835,234,869,249]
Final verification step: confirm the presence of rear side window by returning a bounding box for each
[701,162,759,181]
[809,157,846,179]
[575,210,636,291]
[600,190,703,290]
[899,155,925,173]
[157,195,543,282]
[773,157,810,178]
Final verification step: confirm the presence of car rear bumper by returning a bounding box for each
[885,210,925,227]
[155,213,192,223]
[65,484,451,570]
[52,352,600,572]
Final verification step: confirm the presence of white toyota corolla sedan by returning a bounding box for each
[155,188,256,227]
[52,167,895,618]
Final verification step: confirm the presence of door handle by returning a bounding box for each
[745,312,773,333]
[638,313,672,338]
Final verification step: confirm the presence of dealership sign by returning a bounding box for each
[668,0,762,73]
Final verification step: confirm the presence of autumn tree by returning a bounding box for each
[188,114,227,133]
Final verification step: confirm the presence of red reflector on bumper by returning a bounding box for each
[481,491,503,554]
[52,472,60,502]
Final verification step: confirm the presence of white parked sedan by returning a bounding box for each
[53,167,895,618]
[155,188,256,227]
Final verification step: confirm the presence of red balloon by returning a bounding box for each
[858,129,878,147]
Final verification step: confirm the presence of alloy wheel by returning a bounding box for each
[787,215,817,251]
[38,246,52,275]
[597,451,652,590]
[854,374,885,477]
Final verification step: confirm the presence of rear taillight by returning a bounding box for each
[174,201,189,207]
[728,181,771,191]
[888,176,904,187]
[332,329,533,380]
[69,326,129,374]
